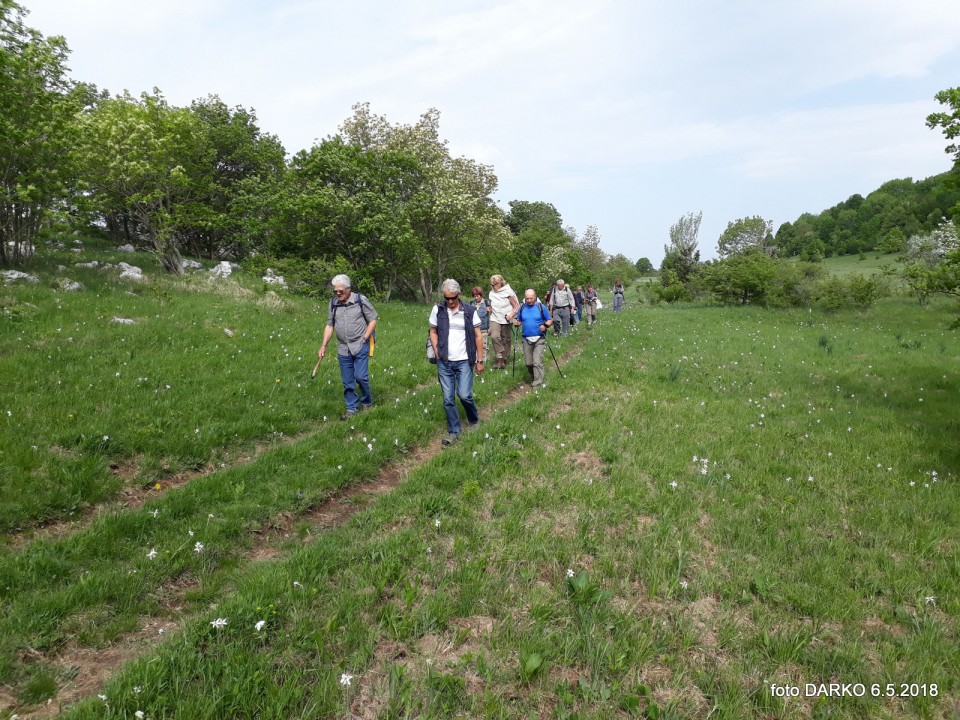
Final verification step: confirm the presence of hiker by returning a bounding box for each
[488,274,519,370]
[549,279,576,336]
[613,278,625,312]
[318,274,378,420]
[429,279,486,446]
[470,286,492,359]
[573,286,584,325]
[513,288,553,387]
[584,284,598,325]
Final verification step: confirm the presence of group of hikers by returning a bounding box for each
[317,273,626,446]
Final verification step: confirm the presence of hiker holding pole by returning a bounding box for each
[317,274,378,420]
[513,288,554,388]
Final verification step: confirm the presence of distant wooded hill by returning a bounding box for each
[774,169,960,260]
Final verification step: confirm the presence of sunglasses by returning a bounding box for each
[444,294,459,301]
[333,288,347,295]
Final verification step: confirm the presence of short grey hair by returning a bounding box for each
[556,279,565,285]
[441,278,461,295]
[331,274,351,288]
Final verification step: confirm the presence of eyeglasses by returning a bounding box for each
[333,288,347,295]
[444,294,459,302]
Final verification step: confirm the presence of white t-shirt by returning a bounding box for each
[429,303,481,362]
[488,283,517,324]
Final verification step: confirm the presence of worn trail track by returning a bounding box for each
[7,337,586,718]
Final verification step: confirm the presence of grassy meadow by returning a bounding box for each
[0,242,958,719]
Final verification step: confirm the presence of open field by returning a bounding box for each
[1,240,958,719]
[820,253,905,277]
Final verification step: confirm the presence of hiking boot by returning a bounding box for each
[441,433,459,446]
[339,411,357,421]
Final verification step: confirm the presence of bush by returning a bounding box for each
[816,273,888,311]
[700,251,820,307]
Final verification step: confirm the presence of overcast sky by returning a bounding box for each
[24,0,960,264]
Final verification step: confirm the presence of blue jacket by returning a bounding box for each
[516,301,550,337]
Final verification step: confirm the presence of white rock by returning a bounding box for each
[118,262,144,281]
[262,268,287,287]
[111,317,136,325]
[209,260,232,278]
[75,261,100,269]
[182,259,202,270]
[2,270,39,284]
[60,280,83,291]
[117,244,135,253]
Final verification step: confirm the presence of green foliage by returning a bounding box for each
[178,95,286,260]
[504,200,562,234]
[701,249,778,305]
[926,86,960,168]
[635,257,654,274]
[816,272,888,311]
[0,1,81,265]
[701,253,823,308]
[649,268,691,303]
[74,90,205,273]
[775,171,960,260]
[241,255,351,298]
[716,216,773,257]
[662,211,702,283]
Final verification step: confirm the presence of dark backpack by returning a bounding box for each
[516,301,549,333]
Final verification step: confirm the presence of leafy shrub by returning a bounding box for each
[816,272,888,311]
[648,268,692,303]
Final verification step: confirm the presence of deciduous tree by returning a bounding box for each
[717,215,773,257]
[75,90,204,274]
[0,1,79,265]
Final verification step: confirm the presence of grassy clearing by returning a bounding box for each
[820,252,904,277]
[2,241,958,719]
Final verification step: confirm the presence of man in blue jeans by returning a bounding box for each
[428,279,486,446]
[318,274,378,420]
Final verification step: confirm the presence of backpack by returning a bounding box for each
[516,301,549,332]
[331,293,377,354]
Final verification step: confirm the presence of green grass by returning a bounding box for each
[820,252,904,277]
[1,238,958,719]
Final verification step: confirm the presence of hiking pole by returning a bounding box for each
[545,337,565,379]
[311,355,322,380]
[511,324,518,378]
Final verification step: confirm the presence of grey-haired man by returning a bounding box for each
[318,274,378,420]
[549,279,576,336]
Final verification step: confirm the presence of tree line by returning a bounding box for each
[0,2,639,300]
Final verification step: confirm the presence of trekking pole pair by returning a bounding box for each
[512,325,564,380]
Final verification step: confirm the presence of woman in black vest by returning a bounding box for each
[428,279,486,445]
